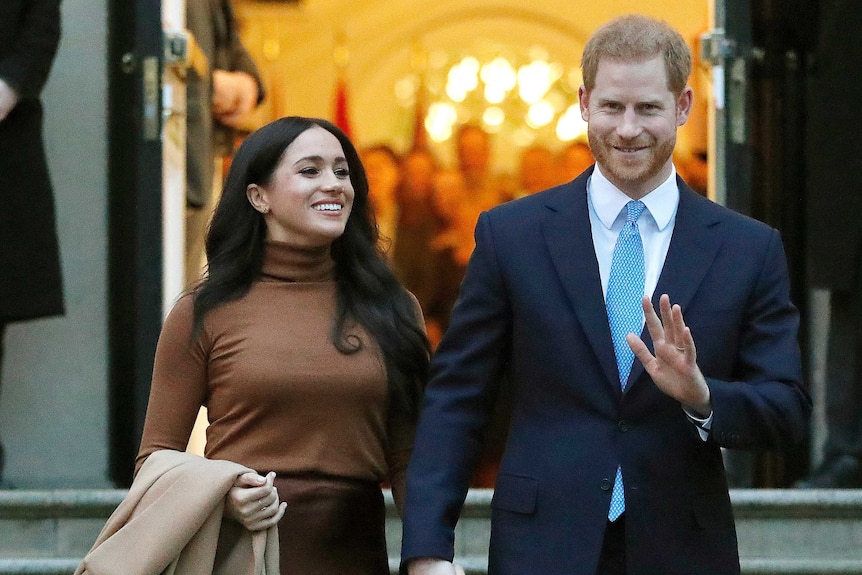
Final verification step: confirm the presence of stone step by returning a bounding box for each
[0,560,78,575]
[1,489,861,574]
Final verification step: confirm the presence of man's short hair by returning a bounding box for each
[581,14,692,95]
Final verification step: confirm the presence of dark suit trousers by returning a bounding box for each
[597,517,626,575]
[824,281,862,457]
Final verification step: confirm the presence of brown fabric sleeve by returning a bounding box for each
[134,296,209,476]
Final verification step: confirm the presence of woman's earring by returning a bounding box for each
[261,206,270,214]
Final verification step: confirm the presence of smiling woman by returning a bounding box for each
[134,116,430,574]
[245,126,356,247]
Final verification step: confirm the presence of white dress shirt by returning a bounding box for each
[587,164,712,438]
[587,164,678,301]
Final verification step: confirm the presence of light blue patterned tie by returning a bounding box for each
[605,199,646,521]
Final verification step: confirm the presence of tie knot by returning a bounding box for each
[625,200,646,223]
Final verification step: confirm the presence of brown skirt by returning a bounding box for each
[273,474,389,575]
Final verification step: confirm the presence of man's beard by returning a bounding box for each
[588,130,676,195]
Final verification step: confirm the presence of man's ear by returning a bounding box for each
[676,87,694,126]
[579,85,590,122]
[246,183,269,214]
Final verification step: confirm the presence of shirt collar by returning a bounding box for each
[589,163,679,231]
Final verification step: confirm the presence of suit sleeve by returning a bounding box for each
[400,211,512,565]
[0,0,61,100]
[707,228,812,450]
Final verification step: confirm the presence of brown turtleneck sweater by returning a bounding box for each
[136,241,416,499]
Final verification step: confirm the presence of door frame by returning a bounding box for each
[107,0,164,486]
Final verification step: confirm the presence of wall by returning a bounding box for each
[0,0,111,488]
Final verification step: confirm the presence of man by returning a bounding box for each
[185,0,264,287]
[401,14,811,575]
[455,123,512,212]
[0,0,64,485]
[359,144,401,251]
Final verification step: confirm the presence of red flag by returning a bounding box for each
[412,76,428,151]
[333,76,353,139]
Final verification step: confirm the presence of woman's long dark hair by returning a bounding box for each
[193,116,429,418]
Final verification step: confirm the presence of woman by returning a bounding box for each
[136,116,429,574]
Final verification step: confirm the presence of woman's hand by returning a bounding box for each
[224,471,287,531]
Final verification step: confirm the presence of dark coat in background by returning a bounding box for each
[185,0,264,208]
[806,0,862,292]
[0,0,64,322]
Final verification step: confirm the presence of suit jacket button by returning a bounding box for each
[601,478,611,491]
[618,420,630,432]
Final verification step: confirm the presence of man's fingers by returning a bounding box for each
[670,304,689,346]
[658,294,675,334]
[640,295,664,341]
[681,326,697,358]
[626,333,654,367]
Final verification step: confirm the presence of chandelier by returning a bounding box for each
[396,45,587,147]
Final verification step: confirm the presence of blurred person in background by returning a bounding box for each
[360,144,401,255]
[455,123,513,214]
[514,144,557,198]
[555,139,595,184]
[393,147,443,321]
[185,0,265,288]
[0,0,65,487]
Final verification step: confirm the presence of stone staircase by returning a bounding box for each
[1,489,861,574]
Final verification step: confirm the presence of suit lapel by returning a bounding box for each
[542,176,725,396]
[627,182,724,386]
[542,170,622,394]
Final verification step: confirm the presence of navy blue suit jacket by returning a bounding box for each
[401,169,811,575]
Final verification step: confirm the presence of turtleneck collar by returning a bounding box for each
[260,240,336,282]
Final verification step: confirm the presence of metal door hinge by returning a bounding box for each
[163,30,189,68]
[700,29,737,65]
